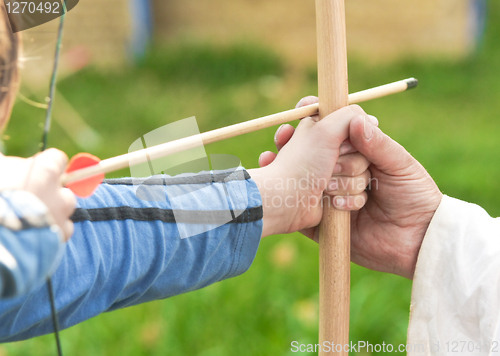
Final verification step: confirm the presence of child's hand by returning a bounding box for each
[0,149,76,241]
[249,99,375,238]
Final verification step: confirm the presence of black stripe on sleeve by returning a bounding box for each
[71,206,263,225]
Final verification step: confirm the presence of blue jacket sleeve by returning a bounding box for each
[0,190,63,299]
[0,168,263,341]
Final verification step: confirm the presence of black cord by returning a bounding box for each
[40,0,66,152]
[41,2,68,356]
[47,278,63,356]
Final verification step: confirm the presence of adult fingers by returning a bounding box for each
[349,116,416,175]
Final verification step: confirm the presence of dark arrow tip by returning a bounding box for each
[405,78,418,90]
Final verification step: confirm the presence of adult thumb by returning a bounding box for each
[349,116,415,174]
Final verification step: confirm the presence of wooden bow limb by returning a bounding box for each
[60,78,416,186]
[316,0,349,354]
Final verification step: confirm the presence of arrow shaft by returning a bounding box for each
[60,78,416,186]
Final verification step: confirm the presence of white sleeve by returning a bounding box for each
[408,195,500,356]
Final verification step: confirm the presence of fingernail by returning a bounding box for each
[295,98,305,108]
[332,164,342,174]
[340,142,353,155]
[334,196,346,207]
[274,124,285,143]
[363,117,374,141]
[368,115,379,126]
[329,180,339,191]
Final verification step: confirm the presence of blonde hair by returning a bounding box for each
[0,3,20,132]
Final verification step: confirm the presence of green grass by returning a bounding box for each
[3,2,500,355]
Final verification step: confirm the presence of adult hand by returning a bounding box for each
[262,96,443,279]
[348,109,442,279]
[0,149,76,241]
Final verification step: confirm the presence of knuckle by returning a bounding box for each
[348,104,365,116]
[303,95,319,104]
[364,168,372,180]
[340,154,363,176]
[297,116,315,129]
[296,96,318,108]
[353,193,367,210]
[48,148,68,162]
[342,176,368,195]
[356,176,368,190]
[67,194,77,212]
[44,164,61,179]
[43,148,68,171]
[64,221,74,241]
[348,159,362,176]
[61,188,77,214]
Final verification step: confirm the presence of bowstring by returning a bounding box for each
[46,279,63,356]
[40,0,67,151]
[40,2,68,356]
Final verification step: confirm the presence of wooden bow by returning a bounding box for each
[316,1,350,354]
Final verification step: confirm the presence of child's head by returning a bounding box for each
[0,4,20,132]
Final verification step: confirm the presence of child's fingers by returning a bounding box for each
[258,151,277,167]
[61,220,74,242]
[333,152,370,177]
[60,187,77,216]
[339,140,357,155]
[312,105,368,149]
[295,96,318,109]
[274,124,295,151]
[326,170,371,196]
[57,188,76,241]
[331,191,368,211]
[35,148,69,177]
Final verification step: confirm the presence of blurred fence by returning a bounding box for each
[152,0,486,67]
[19,0,487,75]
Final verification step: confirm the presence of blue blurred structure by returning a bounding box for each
[470,0,487,48]
[129,0,153,60]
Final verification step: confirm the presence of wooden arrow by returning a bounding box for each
[60,77,417,198]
